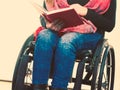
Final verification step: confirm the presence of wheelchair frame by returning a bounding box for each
[12,34,115,90]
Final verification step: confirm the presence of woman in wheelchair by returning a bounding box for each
[32,0,116,90]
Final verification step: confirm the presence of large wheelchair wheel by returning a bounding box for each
[12,34,34,90]
[91,39,115,90]
[73,39,115,90]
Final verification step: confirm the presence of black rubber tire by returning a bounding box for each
[91,45,115,90]
[91,39,107,90]
[14,55,33,90]
[12,34,34,90]
[98,46,115,90]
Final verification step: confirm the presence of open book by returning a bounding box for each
[31,2,83,28]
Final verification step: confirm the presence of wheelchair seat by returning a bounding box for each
[12,34,115,90]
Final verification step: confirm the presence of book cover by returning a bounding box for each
[31,2,83,28]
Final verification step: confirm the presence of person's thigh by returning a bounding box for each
[60,32,103,51]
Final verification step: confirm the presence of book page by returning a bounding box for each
[30,1,48,15]
[46,7,73,15]
[30,1,74,16]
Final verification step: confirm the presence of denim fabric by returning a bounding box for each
[32,29,103,89]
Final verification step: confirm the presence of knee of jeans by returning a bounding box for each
[59,33,80,45]
[57,33,79,51]
[36,29,58,44]
[60,33,75,43]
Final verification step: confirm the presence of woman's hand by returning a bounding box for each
[70,4,88,16]
[45,19,65,31]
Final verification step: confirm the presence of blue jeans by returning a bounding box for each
[32,29,103,89]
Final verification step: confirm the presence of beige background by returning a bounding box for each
[0,0,120,89]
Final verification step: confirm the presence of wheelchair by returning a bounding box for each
[12,28,115,90]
